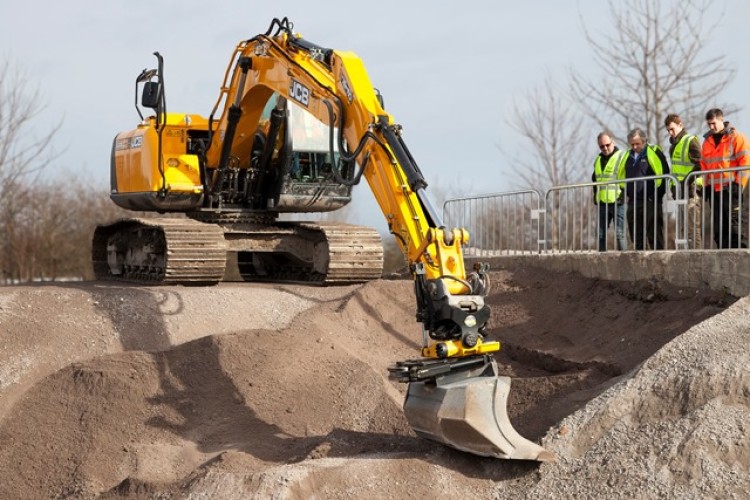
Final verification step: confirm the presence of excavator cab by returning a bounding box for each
[112,57,354,217]
[264,94,354,213]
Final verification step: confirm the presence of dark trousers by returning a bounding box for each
[597,203,627,251]
[627,200,664,250]
[710,187,748,248]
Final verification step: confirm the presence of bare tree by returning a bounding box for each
[0,179,134,283]
[0,60,59,191]
[570,0,736,146]
[506,77,590,250]
[0,59,61,283]
[493,0,737,252]
[508,77,589,191]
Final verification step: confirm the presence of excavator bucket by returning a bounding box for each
[401,358,555,461]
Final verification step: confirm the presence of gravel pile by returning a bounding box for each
[508,296,750,499]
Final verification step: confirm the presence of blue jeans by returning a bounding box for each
[598,203,627,251]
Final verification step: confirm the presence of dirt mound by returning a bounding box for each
[0,266,740,498]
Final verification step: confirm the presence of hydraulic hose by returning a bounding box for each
[210,57,253,196]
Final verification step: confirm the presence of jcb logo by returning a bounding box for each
[115,135,142,151]
[289,79,310,107]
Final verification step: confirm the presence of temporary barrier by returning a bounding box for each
[443,168,750,254]
[442,174,698,254]
[442,190,544,256]
[682,166,750,249]
[543,174,680,252]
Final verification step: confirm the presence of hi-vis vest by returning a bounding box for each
[670,134,699,181]
[594,150,625,203]
[618,145,665,187]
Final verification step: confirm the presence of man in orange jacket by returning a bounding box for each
[700,108,750,248]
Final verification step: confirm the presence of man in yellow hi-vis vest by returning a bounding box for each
[591,131,627,251]
[619,128,670,250]
[665,113,703,249]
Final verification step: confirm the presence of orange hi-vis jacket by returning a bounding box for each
[700,123,750,192]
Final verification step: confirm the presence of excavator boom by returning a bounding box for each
[96,17,551,461]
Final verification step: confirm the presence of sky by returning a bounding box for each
[2,0,749,235]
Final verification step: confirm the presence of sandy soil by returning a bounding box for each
[0,264,743,499]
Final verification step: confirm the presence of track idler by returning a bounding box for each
[389,355,554,461]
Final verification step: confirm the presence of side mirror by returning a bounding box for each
[141,81,161,109]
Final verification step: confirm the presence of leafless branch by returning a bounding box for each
[506,77,588,191]
[0,59,60,191]
[570,0,736,145]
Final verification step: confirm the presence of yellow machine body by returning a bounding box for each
[95,18,550,461]
[111,113,208,211]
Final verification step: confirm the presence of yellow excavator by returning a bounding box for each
[93,17,552,461]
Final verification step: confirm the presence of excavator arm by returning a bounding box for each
[198,18,551,460]
[206,19,493,356]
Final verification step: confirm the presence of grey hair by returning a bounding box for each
[627,128,647,143]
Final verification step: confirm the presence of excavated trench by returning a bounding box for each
[484,266,737,442]
[499,346,620,440]
[0,265,738,499]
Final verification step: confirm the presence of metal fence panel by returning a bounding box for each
[442,190,543,257]
[442,168,750,256]
[543,174,680,252]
